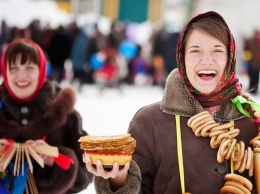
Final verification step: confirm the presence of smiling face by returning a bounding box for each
[184,29,228,93]
[6,54,40,99]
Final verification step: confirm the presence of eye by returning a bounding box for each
[190,49,200,53]
[214,49,224,53]
[10,66,18,70]
[27,65,37,70]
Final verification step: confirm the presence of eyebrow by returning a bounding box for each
[214,45,225,48]
[187,45,225,49]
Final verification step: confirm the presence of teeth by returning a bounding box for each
[17,82,29,86]
[198,70,216,74]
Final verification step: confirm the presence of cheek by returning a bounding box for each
[218,59,228,76]
[6,71,15,83]
[31,72,40,84]
[185,68,194,82]
[185,58,195,79]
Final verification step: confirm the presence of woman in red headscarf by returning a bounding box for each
[84,11,260,193]
[0,38,92,193]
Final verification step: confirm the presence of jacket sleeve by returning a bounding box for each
[34,146,79,194]
[34,111,93,194]
[94,160,141,194]
[65,111,94,193]
[128,118,157,194]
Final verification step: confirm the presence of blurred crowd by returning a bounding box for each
[0,18,181,91]
[242,29,260,95]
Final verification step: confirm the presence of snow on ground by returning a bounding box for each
[75,84,164,136]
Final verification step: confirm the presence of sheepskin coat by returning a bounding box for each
[95,69,259,194]
[0,80,93,194]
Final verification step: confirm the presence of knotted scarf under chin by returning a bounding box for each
[191,77,242,108]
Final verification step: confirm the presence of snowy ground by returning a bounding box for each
[73,74,259,194]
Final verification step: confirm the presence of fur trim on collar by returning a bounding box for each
[0,82,76,140]
[21,86,76,140]
[160,69,245,121]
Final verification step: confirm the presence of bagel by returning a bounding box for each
[246,147,253,170]
[211,122,234,131]
[254,147,260,153]
[209,129,228,137]
[192,119,215,133]
[250,135,260,145]
[248,152,254,177]
[191,116,213,136]
[217,148,225,163]
[254,111,260,118]
[224,174,253,191]
[224,173,253,191]
[238,150,248,173]
[224,181,251,194]
[187,111,209,127]
[201,123,219,137]
[190,114,212,129]
[220,185,244,194]
[254,153,260,193]
[225,138,237,160]
[219,138,231,157]
[234,157,242,171]
[210,136,219,149]
[232,141,245,162]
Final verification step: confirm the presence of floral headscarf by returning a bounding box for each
[176,11,241,107]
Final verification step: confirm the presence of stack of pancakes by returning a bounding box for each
[78,134,136,168]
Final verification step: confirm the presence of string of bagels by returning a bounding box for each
[186,94,260,194]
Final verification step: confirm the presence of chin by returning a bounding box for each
[197,87,214,94]
[15,94,30,99]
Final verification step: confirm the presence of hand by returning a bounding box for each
[83,155,130,189]
[0,139,10,157]
[0,139,10,145]
[25,139,46,146]
[25,139,55,166]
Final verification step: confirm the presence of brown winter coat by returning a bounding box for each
[95,69,259,194]
[0,80,93,194]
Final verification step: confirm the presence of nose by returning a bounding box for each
[200,52,214,65]
[18,68,27,78]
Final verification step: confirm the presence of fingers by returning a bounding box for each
[25,139,45,146]
[83,155,130,179]
[0,139,9,145]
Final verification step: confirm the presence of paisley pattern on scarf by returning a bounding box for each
[176,11,241,107]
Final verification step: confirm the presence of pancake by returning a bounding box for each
[79,134,136,170]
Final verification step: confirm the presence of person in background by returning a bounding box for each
[243,29,260,95]
[0,38,92,193]
[47,26,71,84]
[129,44,152,86]
[70,25,94,92]
[83,11,260,193]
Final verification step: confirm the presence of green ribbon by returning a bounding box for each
[231,96,260,117]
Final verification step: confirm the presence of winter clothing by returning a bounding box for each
[94,11,260,194]
[94,160,141,194]
[0,80,93,193]
[130,69,258,194]
[0,38,92,193]
[94,69,259,194]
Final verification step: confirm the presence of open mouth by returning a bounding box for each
[16,82,30,88]
[197,70,216,78]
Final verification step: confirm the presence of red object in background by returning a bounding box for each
[95,58,117,81]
